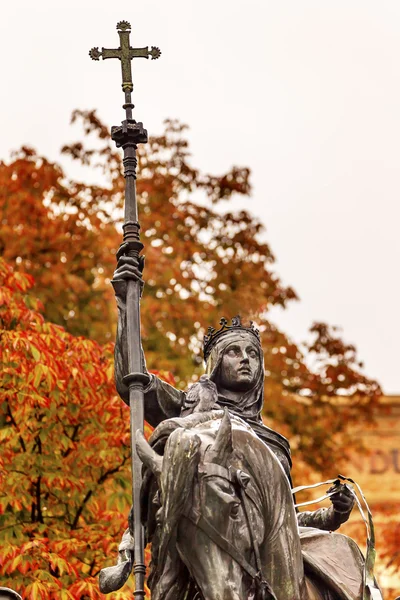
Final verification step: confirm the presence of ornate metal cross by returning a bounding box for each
[90,20,161,94]
[90,21,161,600]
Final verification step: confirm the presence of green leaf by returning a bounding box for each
[30,344,41,361]
[33,364,43,388]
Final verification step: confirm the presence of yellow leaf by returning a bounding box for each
[30,344,41,361]
[33,364,43,388]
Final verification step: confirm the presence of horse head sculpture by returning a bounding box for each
[137,409,308,600]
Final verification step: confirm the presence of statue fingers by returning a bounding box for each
[114,265,144,282]
[327,482,341,495]
[342,483,355,498]
[331,491,354,512]
[116,243,145,275]
[111,271,144,301]
[116,255,142,270]
[327,481,352,498]
[138,254,145,273]
[116,242,130,261]
[117,255,140,265]
[332,496,351,509]
[119,527,135,552]
[115,256,145,281]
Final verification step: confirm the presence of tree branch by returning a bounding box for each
[88,558,96,577]
[98,456,129,485]
[7,405,26,452]
[70,490,93,530]
[70,455,130,530]
[62,424,81,458]
[36,476,44,524]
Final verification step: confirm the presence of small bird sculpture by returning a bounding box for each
[184,375,219,414]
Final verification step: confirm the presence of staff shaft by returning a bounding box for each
[115,123,150,600]
[127,280,146,599]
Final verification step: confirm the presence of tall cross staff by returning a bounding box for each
[90,21,161,599]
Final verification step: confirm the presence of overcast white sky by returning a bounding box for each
[1,1,399,393]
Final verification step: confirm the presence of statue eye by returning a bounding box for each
[230,502,240,518]
[227,346,240,356]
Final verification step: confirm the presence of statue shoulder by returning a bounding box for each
[144,374,186,428]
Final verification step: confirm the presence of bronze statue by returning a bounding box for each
[90,21,382,600]
[99,252,379,599]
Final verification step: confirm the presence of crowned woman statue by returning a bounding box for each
[100,250,377,599]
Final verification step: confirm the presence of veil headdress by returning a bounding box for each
[204,317,264,420]
[203,317,292,475]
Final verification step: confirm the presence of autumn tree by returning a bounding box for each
[0,146,120,342]
[0,257,132,598]
[0,257,174,597]
[1,111,395,597]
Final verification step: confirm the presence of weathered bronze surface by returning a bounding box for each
[89,20,161,600]
[89,21,160,93]
[99,296,382,598]
[92,20,382,600]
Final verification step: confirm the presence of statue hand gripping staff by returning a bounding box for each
[90,21,160,600]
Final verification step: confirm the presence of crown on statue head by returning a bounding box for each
[203,316,261,361]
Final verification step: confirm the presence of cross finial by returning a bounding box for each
[89,20,161,95]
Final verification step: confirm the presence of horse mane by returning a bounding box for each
[144,410,232,600]
[143,410,269,600]
[148,409,225,448]
[147,426,202,600]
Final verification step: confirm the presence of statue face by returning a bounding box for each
[218,339,260,391]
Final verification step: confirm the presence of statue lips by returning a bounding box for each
[238,367,251,375]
